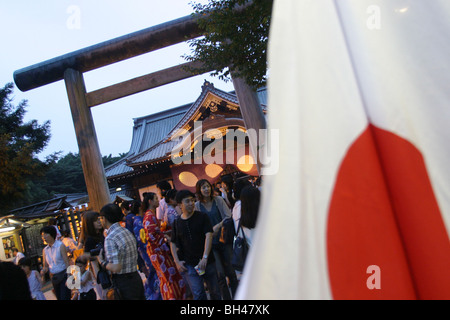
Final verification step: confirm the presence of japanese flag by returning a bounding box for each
[236,0,450,299]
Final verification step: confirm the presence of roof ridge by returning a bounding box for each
[104,153,131,171]
[133,103,191,124]
[163,82,238,143]
[125,82,238,166]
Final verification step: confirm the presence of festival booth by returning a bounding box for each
[0,216,29,261]
[7,196,76,267]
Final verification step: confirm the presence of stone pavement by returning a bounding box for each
[41,271,240,300]
[41,271,147,300]
[42,281,56,300]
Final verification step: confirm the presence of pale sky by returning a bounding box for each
[0,0,234,160]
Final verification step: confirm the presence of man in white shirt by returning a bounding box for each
[40,225,71,300]
[11,248,25,265]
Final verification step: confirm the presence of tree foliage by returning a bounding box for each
[38,152,126,196]
[0,82,127,215]
[0,83,51,212]
[184,0,273,89]
[41,152,87,195]
[4,151,126,214]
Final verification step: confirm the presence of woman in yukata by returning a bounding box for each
[142,192,186,300]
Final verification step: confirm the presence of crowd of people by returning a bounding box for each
[0,174,262,300]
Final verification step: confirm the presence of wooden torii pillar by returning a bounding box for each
[232,76,266,175]
[14,13,265,212]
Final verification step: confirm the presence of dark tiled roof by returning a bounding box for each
[105,83,267,179]
[104,157,134,180]
[9,196,72,219]
[126,82,244,168]
[109,188,135,202]
[105,105,189,179]
[130,104,190,155]
[125,138,179,167]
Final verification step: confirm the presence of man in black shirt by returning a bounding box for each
[170,190,221,300]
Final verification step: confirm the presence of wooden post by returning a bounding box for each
[64,68,110,212]
[232,76,267,175]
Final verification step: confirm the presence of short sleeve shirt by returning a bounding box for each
[171,211,214,266]
[104,222,138,274]
[84,235,104,253]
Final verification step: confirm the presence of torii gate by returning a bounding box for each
[13,13,266,213]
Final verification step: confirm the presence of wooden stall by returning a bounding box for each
[7,196,76,268]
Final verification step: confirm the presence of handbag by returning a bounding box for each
[97,267,112,289]
[231,221,249,272]
[219,217,235,244]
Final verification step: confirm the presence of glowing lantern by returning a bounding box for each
[237,155,255,173]
[205,164,223,178]
[179,171,198,187]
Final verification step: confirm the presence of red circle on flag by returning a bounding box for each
[327,124,450,300]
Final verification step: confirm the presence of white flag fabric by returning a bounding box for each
[236,0,450,299]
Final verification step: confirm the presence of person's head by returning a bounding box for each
[61,230,71,238]
[99,203,123,228]
[48,217,57,226]
[18,257,32,274]
[196,179,213,203]
[176,190,196,215]
[255,176,262,187]
[220,174,236,207]
[220,174,233,191]
[40,225,57,244]
[233,179,252,203]
[141,192,159,213]
[120,201,131,214]
[129,200,141,215]
[156,180,172,198]
[240,185,261,229]
[75,255,89,270]
[81,211,103,238]
[164,189,178,206]
[11,248,19,256]
[213,183,221,196]
[0,262,32,300]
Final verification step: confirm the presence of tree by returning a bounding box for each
[0,83,51,213]
[5,151,127,212]
[39,152,127,196]
[41,152,87,195]
[184,0,273,89]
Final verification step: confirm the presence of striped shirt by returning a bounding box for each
[104,222,138,274]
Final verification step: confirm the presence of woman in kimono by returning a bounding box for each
[142,192,185,300]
